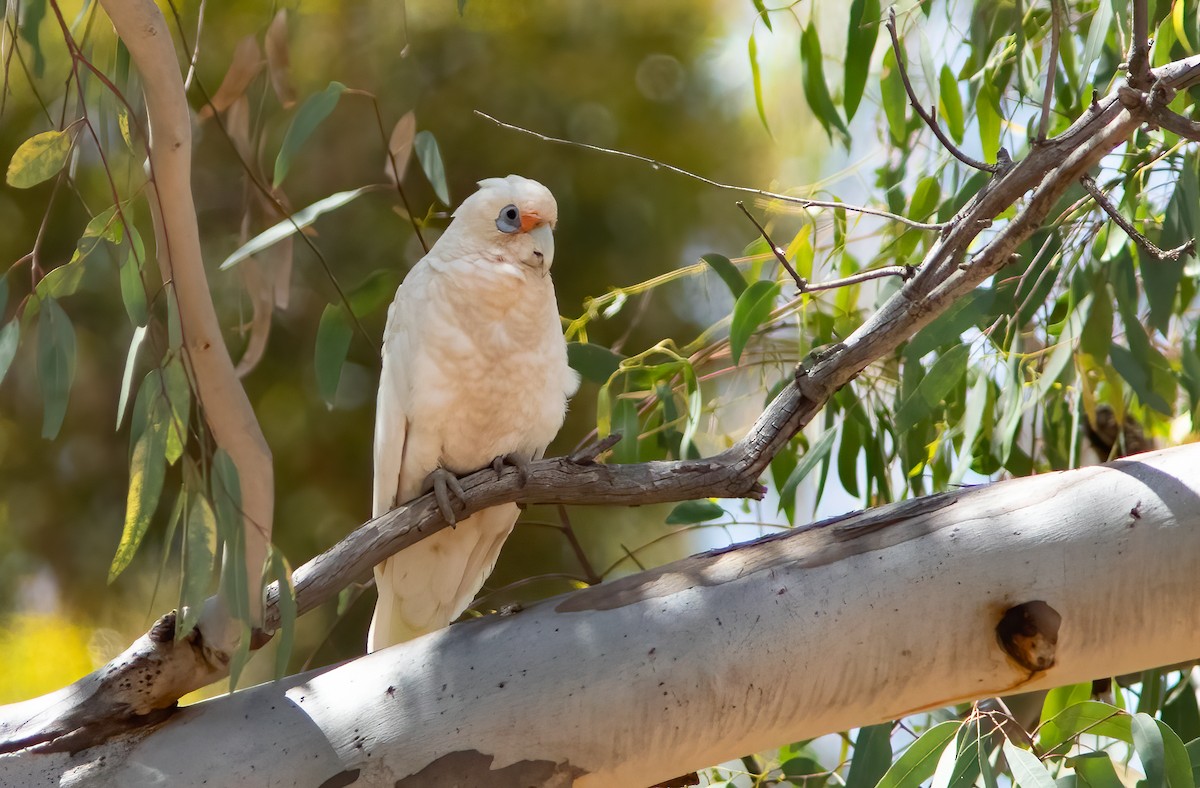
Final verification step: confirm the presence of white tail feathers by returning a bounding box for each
[366,503,519,652]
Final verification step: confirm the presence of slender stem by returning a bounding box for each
[735,201,805,288]
[885,7,997,173]
[1080,174,1194,261]
[475,111,946,232]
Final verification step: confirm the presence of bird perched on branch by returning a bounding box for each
[368,175,579,652]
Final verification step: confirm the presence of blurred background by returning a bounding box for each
[0,0,849,699]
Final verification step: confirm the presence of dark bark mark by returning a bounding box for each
[394,750,585,788]
[319,769,361,788]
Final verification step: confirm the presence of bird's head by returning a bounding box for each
[447,175,559,272]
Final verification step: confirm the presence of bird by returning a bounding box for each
[368,175,579,652]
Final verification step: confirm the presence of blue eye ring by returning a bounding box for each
[496,204,521,234]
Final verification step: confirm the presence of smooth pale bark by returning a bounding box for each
[5,444,1197,787]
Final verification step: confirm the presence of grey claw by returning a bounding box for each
[493,452,531,486]
[422,467,466,525]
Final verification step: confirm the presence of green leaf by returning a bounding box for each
[876,720,959,788]
[664,499,724,525]
[567,342,625,384]
[18,0,45,77]
[37,298,75,440]
[273,81,346,187]
[846,723,893,787]
[612,396,639,464]
[269,547,297,680]
[949,372,989,485]
[1002,741,1056,788]
[118,246,148,327]
[162,356,191,465]
[781,756,829,787]
[220,186,377,270]
[729,279,781,365]
[751,0,772,30]
[702,253,747,298]
[938,65,965,144]
[109,393,170,582]
[116,325,147,429]
[1068,753,1124,788]
[881,49,908,146]
[6,129,71,188]
[178,493,217,638]
[1133,713,1167,788]
[778,428,838,509]
[894,344,969,433]
[748,33,770,134]
[0,320,18,388]
[1155,717,1194,788]
[414,130,450,205]
[314,305,353,408]
[1037,701,1131,753]
[346,268,401,317]
[213,449,251,623]
[1110,343,1173,414]
[1081,284,1113,359]
[844,0,881,121]
[978,83,1001,164]
[1081,0,1114,80]
[800,23,849,143]
[909,176,942,221]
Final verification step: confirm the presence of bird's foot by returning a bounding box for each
[492,452,532,486]
[421,467,467,525]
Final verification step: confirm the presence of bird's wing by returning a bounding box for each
[371,296,411,519]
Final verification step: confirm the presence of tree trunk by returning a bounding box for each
[5,444,1198,787]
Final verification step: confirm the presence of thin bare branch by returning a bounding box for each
[1080,174,1194,261]
[1128,0,1153,88]
[885,7,997,172]
[475,110,947,232]
[1038,1,1063,142]
[735,201,805,288]
[804,265,916,292]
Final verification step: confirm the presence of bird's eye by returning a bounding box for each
[496,204,521,234]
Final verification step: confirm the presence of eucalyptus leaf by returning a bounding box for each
[414,130,450,205]
[274,81,347,187]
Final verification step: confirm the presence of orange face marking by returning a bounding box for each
[519,211,541,233]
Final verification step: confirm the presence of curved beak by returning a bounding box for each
[527,222,555,270]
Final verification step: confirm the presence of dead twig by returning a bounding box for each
[885,7,997,173]
[1080,174,1194,261]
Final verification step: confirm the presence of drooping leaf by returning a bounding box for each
[702,253,747,298]
[273,81,347,187]
[894,344,969,433]
[200,35,263,118]
[846,723,893,787]
[748,33,771,134]
[800,23,849,144]
[414,129,450,205]
[938,65,965,144]
[269,546,297,679]
[220,186,378,270]
[118,246,148,327]
[265,11,297,109]
[977,83,1002,164]
[844,0,880,121]
[1002,741,1056,788]
[37,298,76,440]
[612,396,640,464]
[314,304,353,407]
[6,129,71,188]
[213,449,251,624]
[751,0,772,31]
[178,492,217,639]
[567,341,624,384]
[116,325,148,429]
[664,499,724,525]
[1037,701,1131,753]
[881,49,908,146]
[109,393,170,582]
[384,111,416,184]
[1068,753,1124,788]
[1081,0,1114,80]
[778,428,838,511]
[162,355,191,465]
[876,721,960,788]
[729,279,781,365]
[0,320,18,388]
